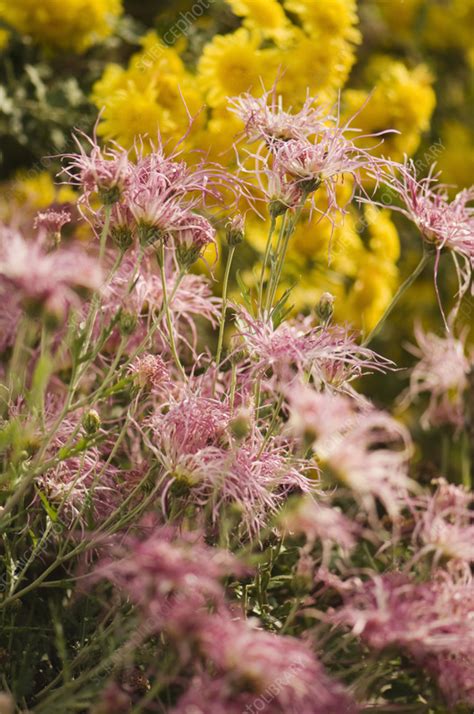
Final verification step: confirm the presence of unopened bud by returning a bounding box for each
[111,225,133,252]
[316,292,335,324]
[269,199,288,218]
[229,407,252,441]
[82,409,101,434]
[118,310,137,336]
[226,216,245,246]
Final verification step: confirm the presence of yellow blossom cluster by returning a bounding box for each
[0,0,122,53]
[343,57,436,162]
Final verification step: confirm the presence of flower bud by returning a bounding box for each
[82,409,101,434]
[226,215,245,246]
[229,407,252,441]
[316,292,335,324]
[118,310,137,336]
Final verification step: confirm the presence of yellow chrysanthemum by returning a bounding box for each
[226,0,291,44]
[344,58,436,161]
[92,35,204,150]
[364,206,400,263]
[0,171,76,225]
[275,25,356,106]
[0,0,122,52]
[437,122,474,191]
[424,0,474,53]
[345,255,398,332]
[198,29,277,107]
[283,0,360,45]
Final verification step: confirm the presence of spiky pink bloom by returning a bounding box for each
[128,354,171,393]
[228,87,326,144]
[35,410,120,529]
[331,565,474,708]
[235,95,388,220]
[411,479,474,566]
[375,159,474,307]
[60,129,131,205]
[100,252,221,354]
[94,518,241,637]
[172,212,216,267]
[235,309,391,391]
[33,208,71,239]
[288,388,413,517]
[180,616,358,714]
[280,496,359,553]
[404,323,472,429]
[146,393,312,536]
[0,226,102,324]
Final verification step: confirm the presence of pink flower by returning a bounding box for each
[288,388,413,517]
[33,208,71,242]
[186,616,358,714]
[404,323,472,430]
[235,309,391,391]
[146,393,312,536]
[280,495,359,554]
[228,87,325,144]
[172,212,216,267]
[411,479,474,566]
[94,518,240,637]
[128,354,171,393]
[60,129,131,205]
[331,565,474,707]
[0,226,102,325]
[375,159,474,308]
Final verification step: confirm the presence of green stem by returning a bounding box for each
[257,214,277,313]
[158,244,186,380]
[363,251,430,347]
[215,244,236,369]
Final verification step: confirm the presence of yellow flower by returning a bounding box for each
[364,206,400,263]
[345,255,398,332]
[0,0,122,52]
[437,121,474,191]
[344,58,435,161]
[283,0,360,45]
[91,35,205,150]
[198,28,277,107]
[226,0,291,45]
[0,27,10,50]
[424,0,474,54]
[0,171,76,225]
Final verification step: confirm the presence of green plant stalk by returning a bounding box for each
[215,244,236,369]
[362,250,430,346]
[158,243,186,380]
[257,213,277,313]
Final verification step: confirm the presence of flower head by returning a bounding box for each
[228,87,325,144]
[0,226,101,326]
[331,565,474,707]
[404,323,472,429]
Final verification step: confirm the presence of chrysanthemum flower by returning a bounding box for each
[173,212,216,268]
[280,495,359,553]
[0,0,122,53]
[411,479,474,566]
[128,354,171,394]
[146,393,311,536]
[235,309,391,390]
[33,209,71,243]
[0,227,102,326]
[379,159,474,305]
[198,29,277,108]
[226,0,292,45]
[331,565,474,708]
[404,324,472,429]
[288,387,413,517]
[188,616,357,714]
